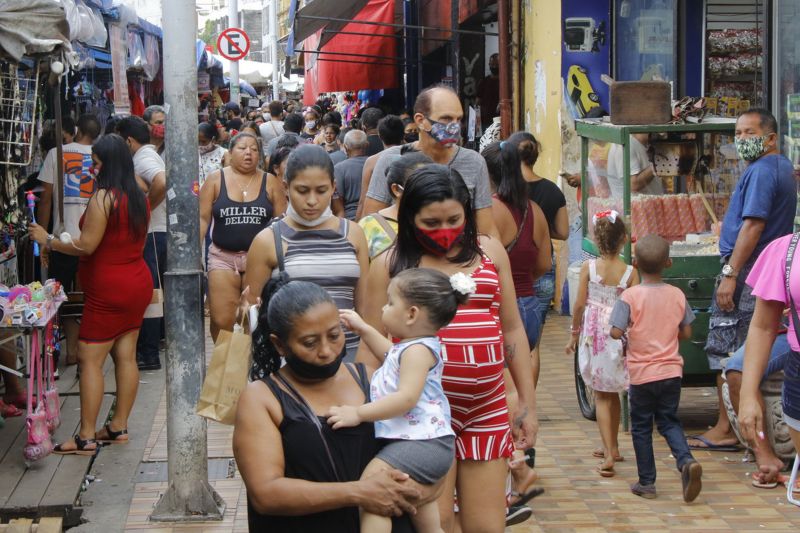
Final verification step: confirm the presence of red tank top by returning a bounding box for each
[499,197,538,298]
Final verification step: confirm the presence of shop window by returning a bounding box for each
[774,0,800,166]
[613,0,677,86]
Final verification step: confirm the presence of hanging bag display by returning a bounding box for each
[24,331,54,462]
[43,321,61,432]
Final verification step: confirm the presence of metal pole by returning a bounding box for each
[228,0,240,104]
[151,0,224,521]
[270,0,280,101]
[498,0,512,139]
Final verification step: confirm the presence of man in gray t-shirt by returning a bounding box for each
[334,130,370,220]
[362,87,496,236]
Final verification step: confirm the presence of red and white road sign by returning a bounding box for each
[217,28,250,62]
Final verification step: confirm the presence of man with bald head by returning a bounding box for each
[362,84,497,237]
[334,129,370,220]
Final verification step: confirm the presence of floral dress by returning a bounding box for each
[578,260,632,393]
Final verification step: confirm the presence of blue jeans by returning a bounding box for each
[137,232,167,362]
[517,295,542,350]
[723,333,790,380]
[629,377,695,486]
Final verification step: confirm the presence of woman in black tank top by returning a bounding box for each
[234,279,426,532]
[200,132,286,341]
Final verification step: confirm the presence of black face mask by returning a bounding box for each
[404,133,419,143]
[490,66,499,76]
[284,344,346,380]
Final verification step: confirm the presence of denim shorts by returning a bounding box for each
[783,351,800,422]
[723,334,790,380]
[517,295,543,350]
[533,268,556,331]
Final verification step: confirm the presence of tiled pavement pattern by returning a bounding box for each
[124,315,800,531]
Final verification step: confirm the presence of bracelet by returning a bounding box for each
[570,326,582,334]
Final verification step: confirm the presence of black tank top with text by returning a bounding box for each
[211,169,273,252]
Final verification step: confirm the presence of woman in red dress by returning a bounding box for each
[29,134,152,455]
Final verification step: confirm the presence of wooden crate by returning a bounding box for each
[0,517,62,533]
[610,81,672,125]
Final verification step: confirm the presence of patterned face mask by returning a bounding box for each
[734,135,767,161]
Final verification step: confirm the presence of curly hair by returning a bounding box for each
[594,216,627,256]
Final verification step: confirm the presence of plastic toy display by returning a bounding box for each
[0,279,66,328]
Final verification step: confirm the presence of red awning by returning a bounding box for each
[303,0,397,104]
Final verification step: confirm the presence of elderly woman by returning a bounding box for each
[200,132,286,341]
[738,233,800,489]
[198,122,230,187]
[244,144,369,361]
[28,134,152,454]
[235,278,434,532]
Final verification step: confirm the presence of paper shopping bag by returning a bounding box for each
[143,288,163,319]
[196,325,251,425]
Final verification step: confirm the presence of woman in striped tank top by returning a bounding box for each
[244,144,369,360]
[360,165,538,532]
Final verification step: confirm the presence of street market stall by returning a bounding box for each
[574,118,740,417]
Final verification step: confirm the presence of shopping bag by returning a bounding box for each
[196,322,252,425]
[143,288,163,319]
[24,332,53,462]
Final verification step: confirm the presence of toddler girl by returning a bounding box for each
[566,210,638,477]
[329,267,471,533]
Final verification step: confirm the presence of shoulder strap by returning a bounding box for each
[273,221,286,274]
[618,265,634,288]
[505,202,530,253]
[784,233,800,348]
[589,260,600,282]
[344,362,371,397]
[372,213,397,241]
[340,218,348,237]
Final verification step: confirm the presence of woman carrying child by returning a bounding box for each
[329,267,470,532]
[567,211,637,477]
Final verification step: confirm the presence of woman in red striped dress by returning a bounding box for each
[361,164,537,532]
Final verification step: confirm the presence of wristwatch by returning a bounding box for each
[721,264,737,278]
[45,233,54,251]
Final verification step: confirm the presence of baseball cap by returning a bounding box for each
[224,102,241,113]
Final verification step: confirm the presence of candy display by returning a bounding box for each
[707,29,762,55]
[0,279,66,327]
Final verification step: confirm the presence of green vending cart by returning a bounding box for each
[574,118,740,420]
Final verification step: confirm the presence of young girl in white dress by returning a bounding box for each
[566,210,638,477]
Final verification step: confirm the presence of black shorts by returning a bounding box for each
[48,251,79,292]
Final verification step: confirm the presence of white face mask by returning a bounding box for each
[285,203,334,228]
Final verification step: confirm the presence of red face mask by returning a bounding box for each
[414,223,466,256]
[150,123,165,139]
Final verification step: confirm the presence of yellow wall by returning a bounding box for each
[522,1,562,180]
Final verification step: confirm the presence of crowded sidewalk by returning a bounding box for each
[91,316,800,532]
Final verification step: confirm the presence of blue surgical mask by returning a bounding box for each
[424,116,461,146]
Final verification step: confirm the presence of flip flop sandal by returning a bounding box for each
[95,423,129,444]
[751,472,800,491]
[686,435,742,452]
[0,400,23,418]
[597,465,615,478]
[592,448,624,461]
[508,487,544,507]
[2,393,27,410]
[54,435,98,456]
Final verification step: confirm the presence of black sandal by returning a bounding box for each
[53,435,98,456]
[95,423,129,444]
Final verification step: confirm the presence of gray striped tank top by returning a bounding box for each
[273,218,361,358]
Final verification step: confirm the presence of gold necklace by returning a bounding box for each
[235,171,257,199]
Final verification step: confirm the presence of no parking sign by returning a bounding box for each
[217,28,250,61]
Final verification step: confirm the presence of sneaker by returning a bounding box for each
[505,504,533,526]
[681,459,703,503]
[630,482,657,499]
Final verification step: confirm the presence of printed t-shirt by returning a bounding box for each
[358,214,398,259]
[609,283,695,385]
[38,143,95,237]
[719,154,795,257]
[367,145,492,210]
[133,145,166,233]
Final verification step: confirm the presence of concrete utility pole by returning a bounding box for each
[229,0,240,104]
[151,0,225,521]
[269,0,280,101]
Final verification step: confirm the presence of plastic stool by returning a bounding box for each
[789,454,800,507]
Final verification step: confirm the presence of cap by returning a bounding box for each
[224,102,241,113]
